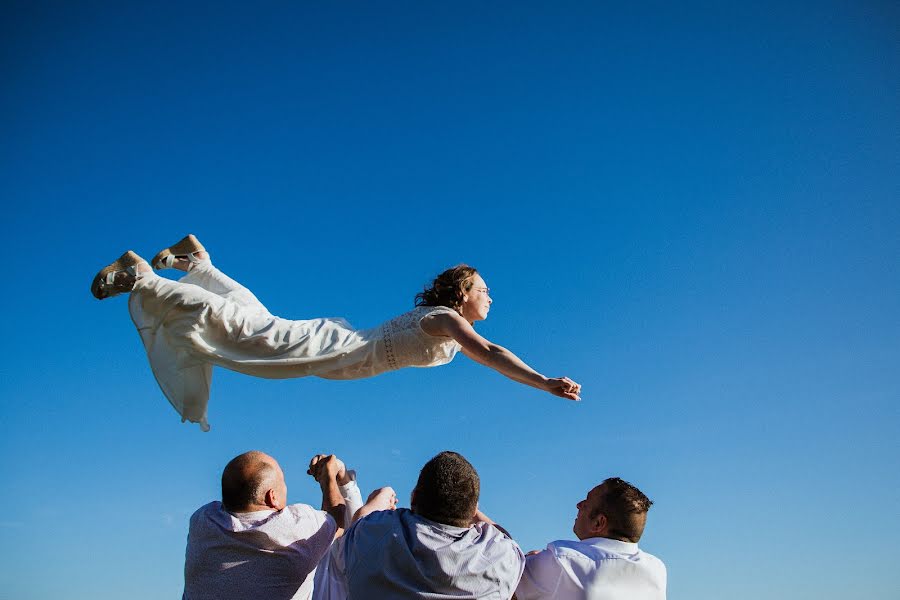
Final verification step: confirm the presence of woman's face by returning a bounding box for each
[460,274,492,323]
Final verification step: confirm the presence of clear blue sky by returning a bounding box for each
[1,2,898,599]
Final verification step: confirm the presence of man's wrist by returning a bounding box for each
[319,472,339,488]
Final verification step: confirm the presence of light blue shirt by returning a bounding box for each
[332,508,525,599]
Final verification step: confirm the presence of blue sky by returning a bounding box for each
[1,2,898,598]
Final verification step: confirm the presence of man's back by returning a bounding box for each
[184,501,336,600]
[516,537,666,600]
[337,508,525,599]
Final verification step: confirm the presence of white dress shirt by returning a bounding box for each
[515,537,666,600]
[312,472,363,600]
[183,501,336,600]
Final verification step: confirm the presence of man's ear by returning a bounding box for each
[264,488,279,509]
[591,512,608,536]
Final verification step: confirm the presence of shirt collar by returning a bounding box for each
[226,507,276,520]
[409,510,471,534]
[582,536,640,554]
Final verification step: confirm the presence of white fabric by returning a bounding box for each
[312,472,364,600]
[515,537,666,600]
[128,264,461,430]
[332,508,525,599]
[183,501,337,600]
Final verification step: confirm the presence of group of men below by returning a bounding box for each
[183,450,667,600]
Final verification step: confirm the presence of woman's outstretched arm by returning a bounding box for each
[421,312,581,401]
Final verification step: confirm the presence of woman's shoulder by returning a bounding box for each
[413,305,462,332]
[412,304,459,318]
[384,305,460,338]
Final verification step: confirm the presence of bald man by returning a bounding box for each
[183,451,360,600]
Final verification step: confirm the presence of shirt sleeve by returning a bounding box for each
[302,507,339,566]
[312,520,349,600]
[338,470,364,529]
[309,467,359,600]
[515,547,564,600]
[497,536,527,600]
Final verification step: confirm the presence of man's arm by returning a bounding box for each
[352,487,398,522]
[308,454,348,538]
[472,507,513,539]
[514,546,563,600]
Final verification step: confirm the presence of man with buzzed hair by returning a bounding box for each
[183,451,361,600]
[325,450,525,599]
[515,477,667,600]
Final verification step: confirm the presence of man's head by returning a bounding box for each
[410,451,480,528]
[573,477,653,543]
[221,451,288,512]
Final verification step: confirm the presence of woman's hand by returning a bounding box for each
[544,377,581,401]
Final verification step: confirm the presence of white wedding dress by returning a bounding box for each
[128,263,461,431]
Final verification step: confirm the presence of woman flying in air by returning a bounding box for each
[92,234,581,430]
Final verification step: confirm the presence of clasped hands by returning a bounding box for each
[307,453,398,513]
[307,453,352,486]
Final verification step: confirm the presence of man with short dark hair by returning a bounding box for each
[183,451,361,600]
[515,477,666,600]
[326,451,525,599]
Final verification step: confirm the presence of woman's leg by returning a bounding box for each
[175,261,273,317]
[128,271,220,431]
[127,269,364,429]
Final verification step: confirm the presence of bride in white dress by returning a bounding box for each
[92,235,582,430]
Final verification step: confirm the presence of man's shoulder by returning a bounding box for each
[342,508,405,557]
[349,507,405,536]
[189,502,322,521]
[276,503,334,529]
[545,538,621,561]
[473,523,525,566]
[636,547,666,572]
[546,538,666,570]
[545,538,593,553]
[189,501,222,523]
[471,522,522,549]
[282,502,324,517]
[193,500,221,513]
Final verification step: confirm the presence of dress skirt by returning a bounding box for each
[128,264,371,430]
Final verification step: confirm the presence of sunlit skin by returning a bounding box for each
[573,484,609,540]
[229,452,288,512]
[269,459,288,511]
[421,273,582,401]
[459,274,492,323]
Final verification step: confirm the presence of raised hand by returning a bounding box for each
[307,454,346,483]
[365,487,399,512]
[545,377,581,401]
